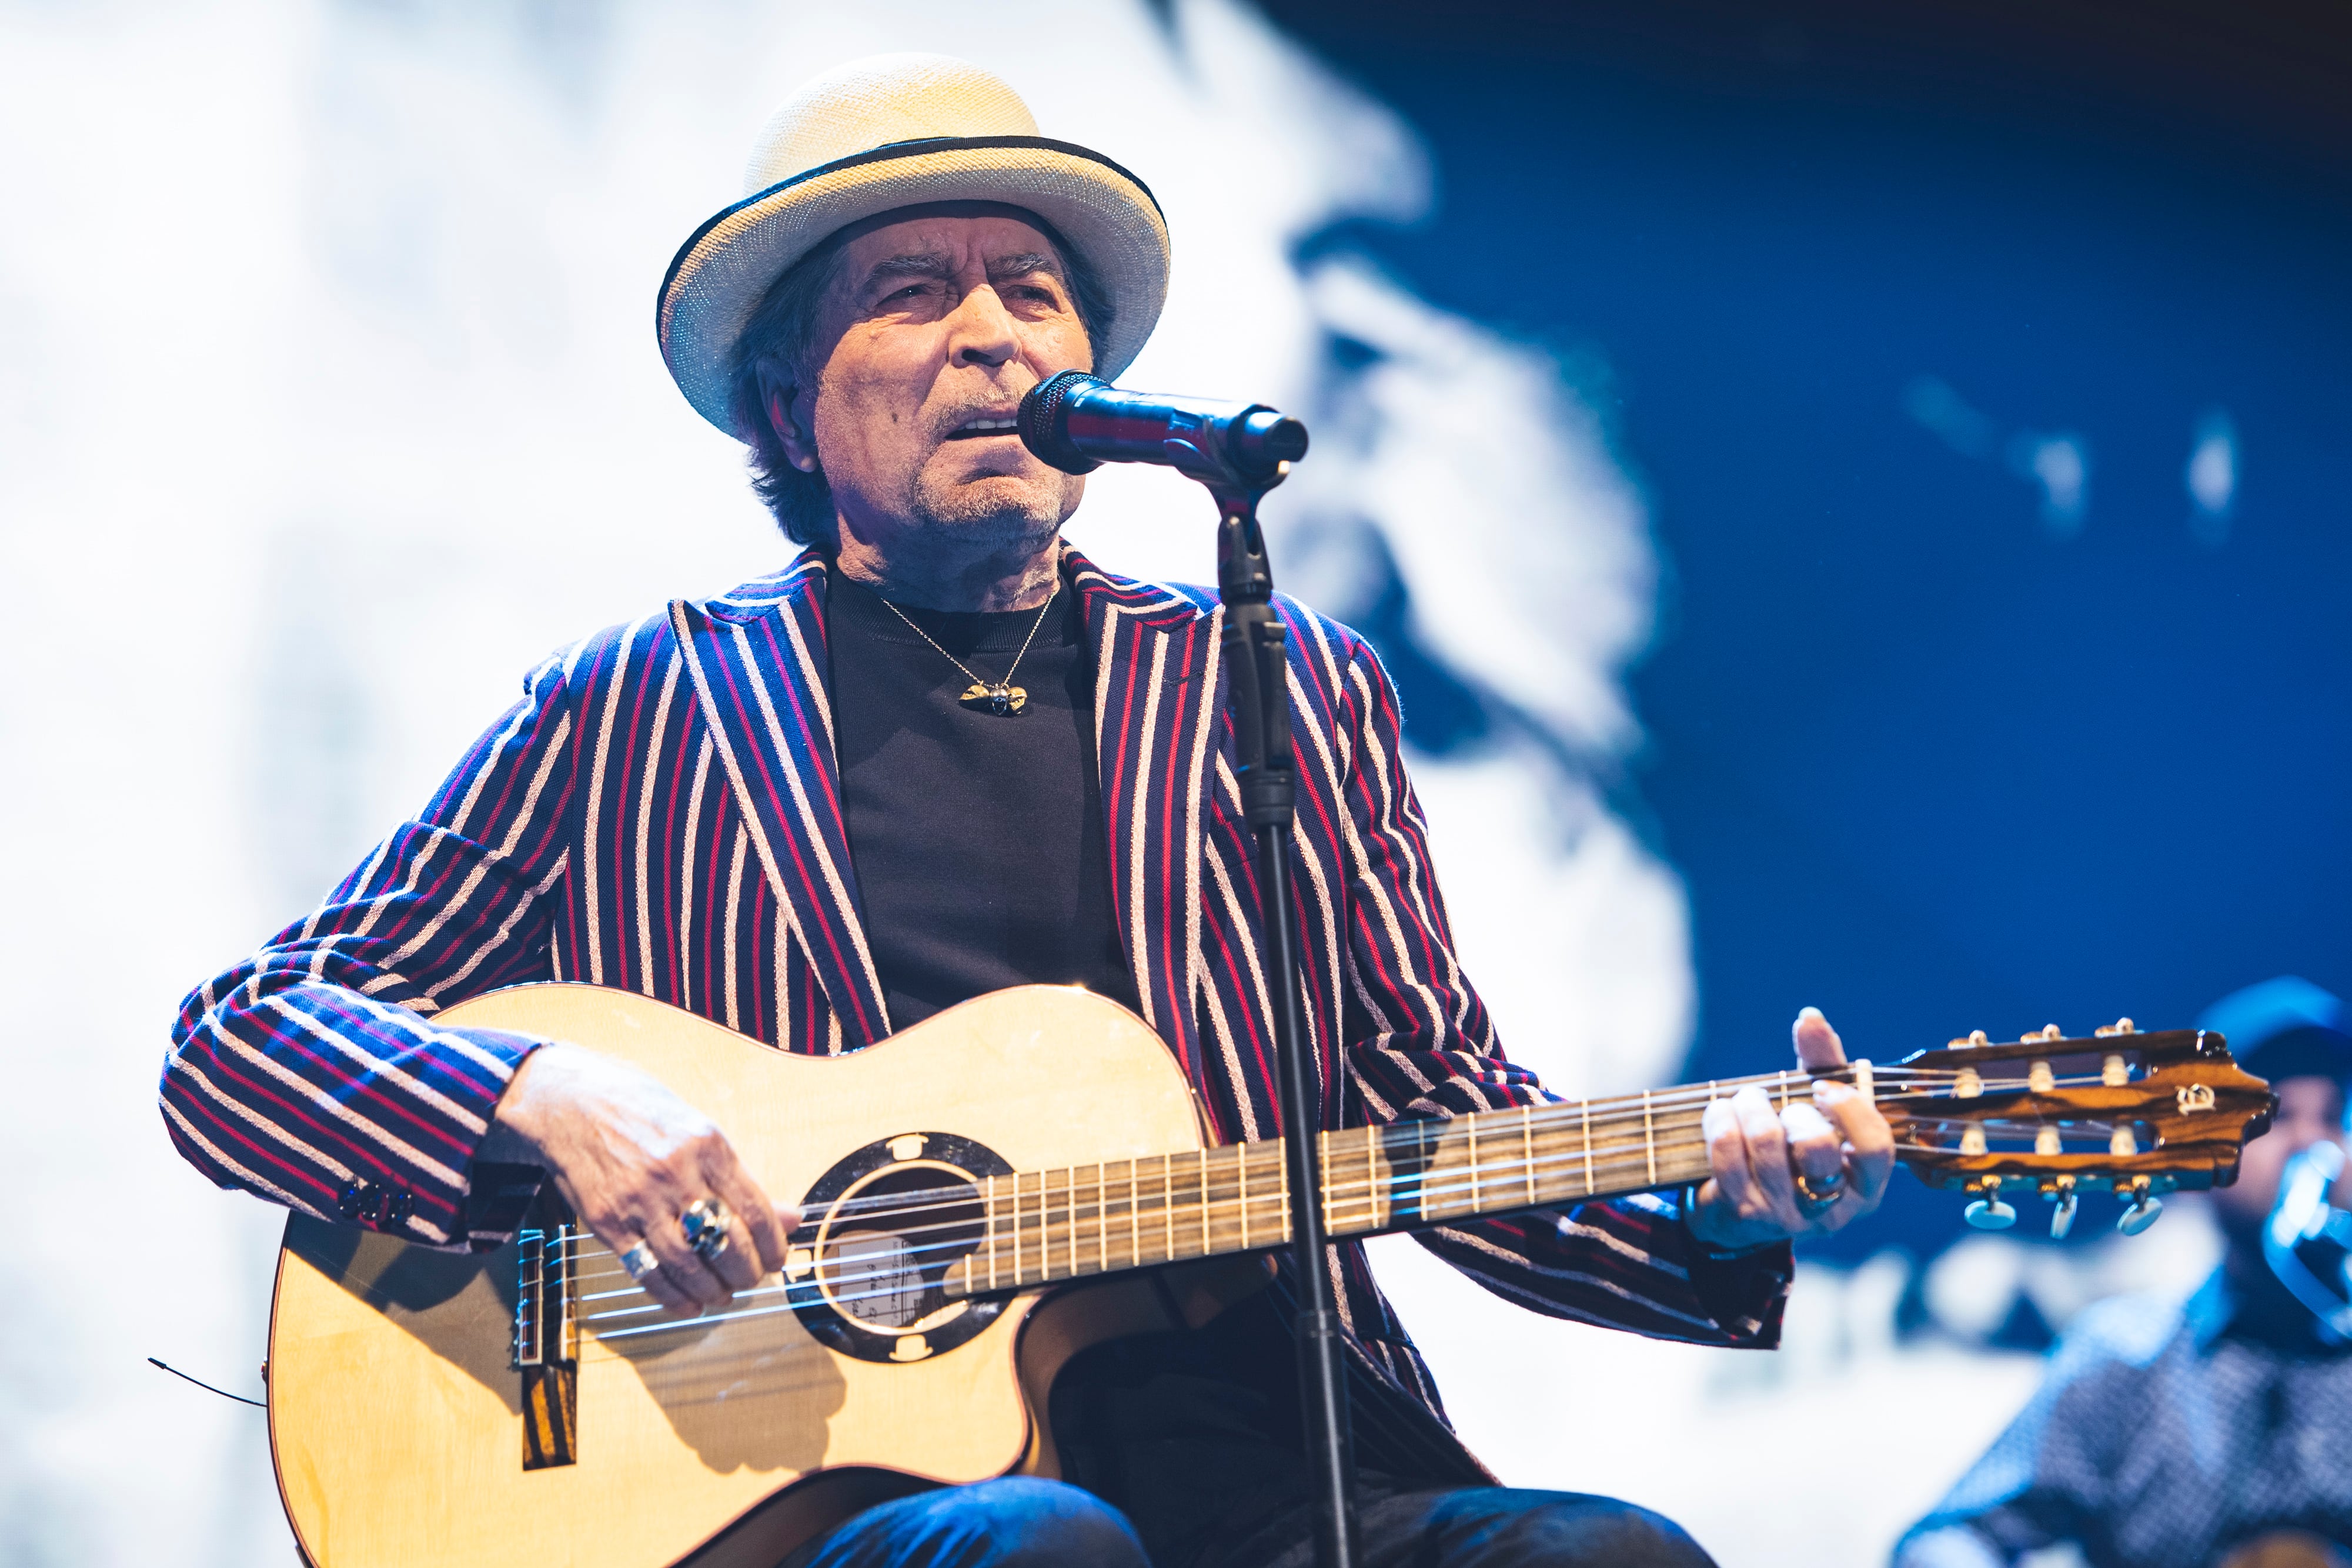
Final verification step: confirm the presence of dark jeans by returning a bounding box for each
[787,1475,1715,1568]
[789,1297,1713,1568]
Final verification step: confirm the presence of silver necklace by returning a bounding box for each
[877,583,1058,717]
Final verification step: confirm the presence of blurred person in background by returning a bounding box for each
[161,54,1896,1568]
[1896,978,2352,1568]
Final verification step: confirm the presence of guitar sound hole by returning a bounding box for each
[817,1165,985,1330]
[789,1133,1011,1365]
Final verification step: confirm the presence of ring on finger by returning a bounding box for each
[680,1196,734,1265]
[619,1241,662,1283]
[1792,1168,1845,1219]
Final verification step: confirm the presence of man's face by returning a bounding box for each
[795,208,1093,550]
[2213,1074,2348,1232]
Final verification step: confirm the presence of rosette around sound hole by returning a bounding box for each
[786,1132,1011,1365]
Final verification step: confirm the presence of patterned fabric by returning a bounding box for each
[1897,1269,2352,1568]
[163,545,1790,1465]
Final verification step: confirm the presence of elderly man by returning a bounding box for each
[163,55,1892,1568]
[1897,978,2352,1568]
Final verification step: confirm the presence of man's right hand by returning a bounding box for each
[483,1043,799,1315]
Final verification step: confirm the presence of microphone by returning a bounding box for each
[1018,370,1309,487]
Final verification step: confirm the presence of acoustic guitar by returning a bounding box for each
[265,984,2273,1567]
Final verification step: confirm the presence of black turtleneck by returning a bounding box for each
[823,569,1141,1031]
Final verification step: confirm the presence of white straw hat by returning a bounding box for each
[657,54,1171,439]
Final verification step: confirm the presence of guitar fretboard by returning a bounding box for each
[946,1070,1836,1297]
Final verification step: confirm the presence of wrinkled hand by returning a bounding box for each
[1687,1007,1896,1252]
[485,1043,798,1315]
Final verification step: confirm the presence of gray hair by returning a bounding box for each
[725,221,1115,546]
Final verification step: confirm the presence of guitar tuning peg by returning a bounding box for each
[2046,1177,2077,1239]
[2115,1175,2163,1235]
[1964,1176,2017,1231]
[1966,1196,2018,1230]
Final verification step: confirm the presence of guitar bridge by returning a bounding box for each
[512,1195,579,1470]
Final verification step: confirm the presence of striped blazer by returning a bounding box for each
[164,545,1788,1471]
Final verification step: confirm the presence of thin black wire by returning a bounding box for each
[148,1356,266,1409]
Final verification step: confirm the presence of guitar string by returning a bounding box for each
[542,1063,2028,1259]
[560,1109,2145,1316]
[659,1065,1933,1226]
[700,1064,1973,1229]
[565,1126,1723,1316]
[571,1128,1710,1333]
[573,1154,2139,1341]
[546,1067,2127,1273]
[554,1098,2143,1306]
[555,1108,2146,1328]
[548,1083,2143,1305]
[570,1124,2132,1342]
[539,1049,2179,1306]
[537,1061,2141,1252]
[571,1152,2144,1336]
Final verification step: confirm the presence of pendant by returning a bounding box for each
[958,681,1027,716]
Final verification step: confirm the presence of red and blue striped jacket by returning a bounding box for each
[164,545,1788,1469]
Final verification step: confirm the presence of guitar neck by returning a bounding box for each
[947,1067,1845,1298]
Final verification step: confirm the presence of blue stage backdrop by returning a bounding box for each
[1259,0,2352,1264]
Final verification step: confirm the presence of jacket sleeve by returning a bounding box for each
[1328,631,1791,1347]
[160,647,580,1249]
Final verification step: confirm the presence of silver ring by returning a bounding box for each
[619,1241,661,1282]
[680,1197,733,1265]
[1793,1168,1845,1219]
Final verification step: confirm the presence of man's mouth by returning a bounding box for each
[944,414,1022,441]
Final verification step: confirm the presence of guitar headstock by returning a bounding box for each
[1879,1019,2276,1237]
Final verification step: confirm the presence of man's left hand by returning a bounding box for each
[1687,1006,1896,1251]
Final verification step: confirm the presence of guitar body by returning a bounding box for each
[266,983,1218,1568]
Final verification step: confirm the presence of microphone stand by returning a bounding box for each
[1168,435,1361,1568]
[1018,369,1355,1568]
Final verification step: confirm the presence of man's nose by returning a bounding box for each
[946,283,1021,368]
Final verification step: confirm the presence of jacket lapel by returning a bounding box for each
[1071,547,1225,1085]
[669,550,891,1049]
